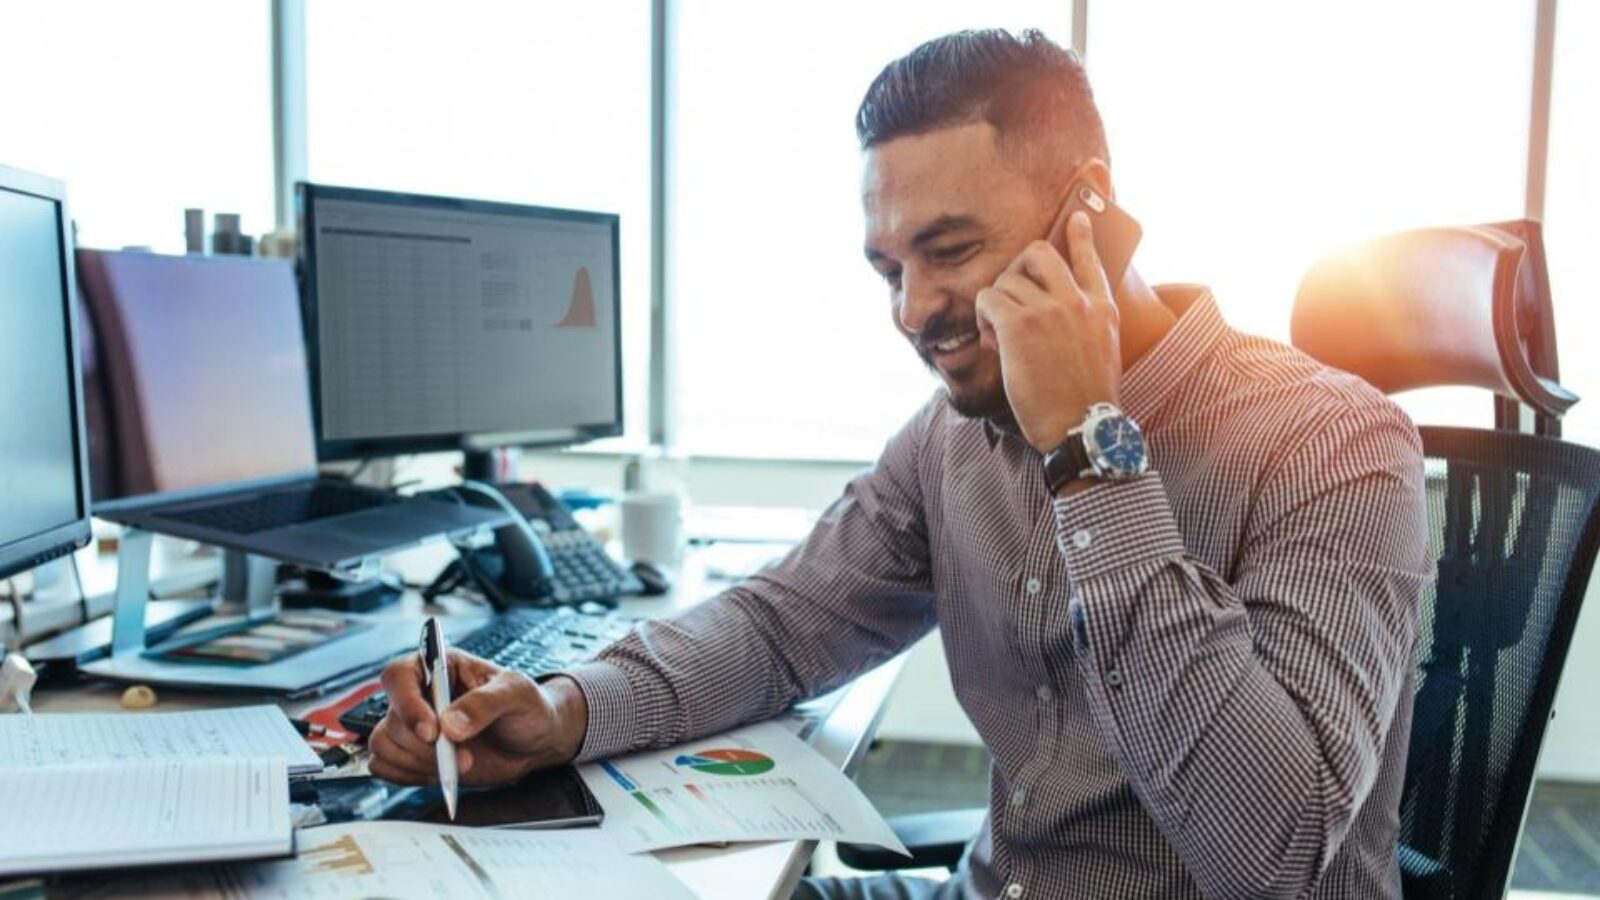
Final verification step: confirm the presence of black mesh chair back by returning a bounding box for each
[1293,221,1597,898]
[1398,428,1600,897]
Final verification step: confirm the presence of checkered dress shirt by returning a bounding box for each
[567,286,1430,899]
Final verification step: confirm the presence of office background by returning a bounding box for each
[2,0,1596,784]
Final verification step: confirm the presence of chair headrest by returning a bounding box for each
[1291,222,1576,419]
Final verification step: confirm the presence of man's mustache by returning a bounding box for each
[913,316,981,357]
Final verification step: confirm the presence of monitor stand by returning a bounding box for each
[84,528,483,695]
[463,447,519,483]
[279,570,401,613]
[109,535,275,659]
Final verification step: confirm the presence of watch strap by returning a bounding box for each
[1042,433,1096,494]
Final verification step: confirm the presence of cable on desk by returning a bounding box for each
[4,579,23,653]
[70,555,89,626]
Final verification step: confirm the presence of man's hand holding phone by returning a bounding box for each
[368,650,589,786]
[976,209,1124,454]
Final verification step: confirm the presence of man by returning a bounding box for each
[371,29,1429,899]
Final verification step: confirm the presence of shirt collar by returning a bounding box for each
[1120,284,1228,427]
[979,284,1228,449]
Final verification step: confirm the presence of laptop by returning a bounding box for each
[76,250,504,573]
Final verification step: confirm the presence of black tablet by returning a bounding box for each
[377,765,604,830]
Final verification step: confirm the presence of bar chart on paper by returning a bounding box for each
[222,822,692,899]
[580,721,907,855]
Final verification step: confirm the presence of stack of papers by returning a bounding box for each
[57,822,693,900]
[0,706,318,876]
[0,705,322,774]
[23,706,902,895]
[2,757,291,877]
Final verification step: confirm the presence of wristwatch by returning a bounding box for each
[1042,403,1148,493]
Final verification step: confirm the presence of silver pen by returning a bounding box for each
[420,617,459,820]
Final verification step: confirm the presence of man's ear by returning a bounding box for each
[1053,158,1115,207]
[1079,159,1113,199]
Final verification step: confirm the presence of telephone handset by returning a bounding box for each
[1044,177,1142,296]
[433,481,644,608]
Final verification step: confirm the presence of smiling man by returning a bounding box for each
[370,29,1430,899]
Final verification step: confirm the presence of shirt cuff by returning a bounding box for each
[559,660,639,763]
[1051,474,1187,582]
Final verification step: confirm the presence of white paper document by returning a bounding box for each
[579,720,909,855]
[0,757,291,877]
[57,822,693,900]
[0,705,322,774]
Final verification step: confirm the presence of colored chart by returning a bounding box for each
[299,833,373,876]
[555,266,598,327]
[673,748,776,776]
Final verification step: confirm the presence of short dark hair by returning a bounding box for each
[855,29,1108,183]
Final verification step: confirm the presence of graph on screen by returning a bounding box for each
[556,266,598,328]
[310,196,619,443]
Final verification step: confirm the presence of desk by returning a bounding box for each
[31,537,905,900]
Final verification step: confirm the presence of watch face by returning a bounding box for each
[1091,414,1147,476]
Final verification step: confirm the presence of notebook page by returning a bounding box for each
[0,705,321,773]
[0,757,291,876]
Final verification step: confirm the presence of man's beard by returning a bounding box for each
[914,314,1013,422]
[937,363,1010,420]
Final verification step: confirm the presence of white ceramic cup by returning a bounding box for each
[620,491,684,565]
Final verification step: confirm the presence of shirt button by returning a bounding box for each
[1005,884,1024,899]
[1106,668,1125,689]
[1010,788,1027,808]
[1072,529,1093,549]
[1035,684,1053,702]
[1024,577,1042,595]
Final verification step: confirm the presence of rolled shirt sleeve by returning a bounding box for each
[564,402,942,763]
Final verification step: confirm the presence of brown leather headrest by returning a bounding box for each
[1292,223,1576,418]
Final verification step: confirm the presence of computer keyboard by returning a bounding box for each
[159,483,399,535]
[339,606,635,736]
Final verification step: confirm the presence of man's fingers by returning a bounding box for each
[974,287,1015,351]
[377,706,439,760]
[1013,239,1077,300]
[369,753,436,785]
[368,719,439,783]
[442,673,537,743]
[380,657,438,742]
[1065,212,1112,301]
[448,650,501,692]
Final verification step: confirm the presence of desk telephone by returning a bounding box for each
[428,481,645,607]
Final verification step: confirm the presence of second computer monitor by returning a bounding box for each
[298,183,623,461]
[0,164,91,580]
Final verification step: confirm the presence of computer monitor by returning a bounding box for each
[74,250,320,512]
[297,183,623,462]
[0,164,91,580]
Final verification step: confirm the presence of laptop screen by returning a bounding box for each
[77,251,318,506]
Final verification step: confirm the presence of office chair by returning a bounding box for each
[838,221,1600,900]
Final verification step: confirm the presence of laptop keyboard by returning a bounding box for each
[158,483,400,535]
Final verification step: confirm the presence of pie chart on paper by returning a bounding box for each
[673,748,776,776]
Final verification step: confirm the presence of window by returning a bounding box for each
[0,2,274,252]
[305,1,652,449]
[1088,0,1535,427]
[1544,0,1598,446]
[670,3,1074,460]
[1534,0,1600,785]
